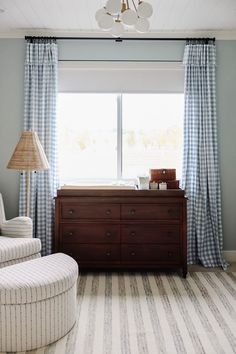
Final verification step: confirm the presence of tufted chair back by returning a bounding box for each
[0,193,6,225]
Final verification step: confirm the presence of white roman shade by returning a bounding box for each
[59,61,184,93]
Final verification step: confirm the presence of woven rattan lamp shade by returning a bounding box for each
[7,131,49,171]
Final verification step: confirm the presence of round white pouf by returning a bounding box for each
[0,253,78,352]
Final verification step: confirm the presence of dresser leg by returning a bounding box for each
[182,267,188,278]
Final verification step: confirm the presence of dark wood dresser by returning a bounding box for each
[54,189,187,277]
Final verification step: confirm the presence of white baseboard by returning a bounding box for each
[223,251,236,262]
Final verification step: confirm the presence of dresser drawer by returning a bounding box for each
[61,204,120,219]
[62,244,120,261]
[121,224,180,244]
[61,224,120,243]
[121,245,180,263]
[121,204,180,220]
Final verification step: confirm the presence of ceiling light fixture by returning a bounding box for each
[95,0,153,37]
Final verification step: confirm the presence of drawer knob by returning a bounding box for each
[69,210,74,215]
[130,209,136,215]
[131,251,136,256]
[106,209,111,215]
[68,232,73,236]
[106,231,112,237]
[168,252,173,257]
[106,251,111,256]
[130,231,136,237]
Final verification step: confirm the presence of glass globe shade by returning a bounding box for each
[111,21,125,37]
[135,17,150,33]
[121,9,138,26]
[106,0,122,15]
[95,8,106,22]
[137,1,153,18]
[98,13,114,30]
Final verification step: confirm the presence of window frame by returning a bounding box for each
[58,92,184,184]
[58,61,184,184]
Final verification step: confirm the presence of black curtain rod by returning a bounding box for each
[25,36,215,43]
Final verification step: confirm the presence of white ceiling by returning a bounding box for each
[0,0,236,38]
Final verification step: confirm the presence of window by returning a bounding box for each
[58,93,117,181]
[58,93,184,184]
[122,94,183,179]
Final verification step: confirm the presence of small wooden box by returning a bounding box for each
[166,180,180,189]
[149,169,176,182]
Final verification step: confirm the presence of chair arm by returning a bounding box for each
[0,217,33,238]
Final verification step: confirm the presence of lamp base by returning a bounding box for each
[26,171,31,217]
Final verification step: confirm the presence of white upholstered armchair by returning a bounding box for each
[0,193,41,268]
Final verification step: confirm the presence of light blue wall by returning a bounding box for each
[0,39,25,218]
[0,38,235,250]
[216,41,236,250]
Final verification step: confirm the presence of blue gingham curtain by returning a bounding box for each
[19,38,58,255]
[182,40,227,268]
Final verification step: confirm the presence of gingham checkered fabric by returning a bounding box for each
[182,41,227,269]
[19,38,59,256]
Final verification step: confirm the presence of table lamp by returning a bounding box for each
[7,131,50,217]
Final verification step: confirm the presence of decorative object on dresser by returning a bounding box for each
[55,189,187,277]
[149,168,180,189]
[137,175,149,190]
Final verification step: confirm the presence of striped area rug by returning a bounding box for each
[1,272,236,354]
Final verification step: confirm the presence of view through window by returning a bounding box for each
[58,93,184,184]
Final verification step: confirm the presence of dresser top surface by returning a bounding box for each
[56,189,185,198]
